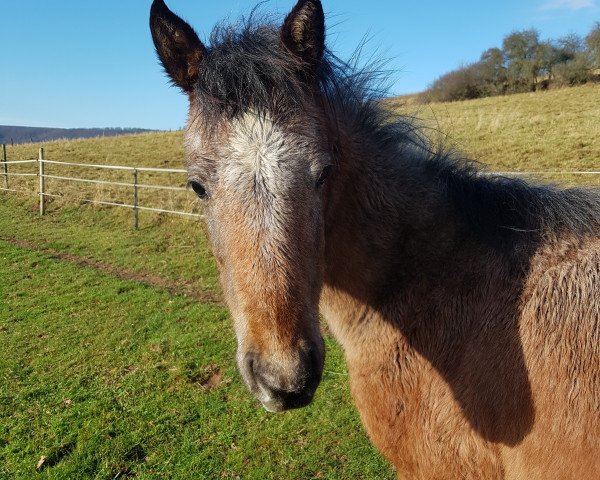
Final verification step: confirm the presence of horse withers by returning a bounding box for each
[150,1,600,478]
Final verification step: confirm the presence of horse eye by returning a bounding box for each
[189,180,207,199]
[316,165,334,188]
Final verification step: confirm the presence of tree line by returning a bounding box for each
[425,22,600,102]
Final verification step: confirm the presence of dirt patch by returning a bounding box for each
[188,364,224,391]
[201,369,223,390]
[0,235,223,306]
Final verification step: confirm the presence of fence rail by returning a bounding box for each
[1,145,201,228]
[496,171,600,175]
[40,158,188,173]
[3,159,38,165]
[2,143,600,229]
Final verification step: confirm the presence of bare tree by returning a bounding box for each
[502,29,541,92]
[586,22,600,68]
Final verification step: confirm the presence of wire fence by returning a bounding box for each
[1,146,201,229]
[496,171,600,176]
[2,144,600,229]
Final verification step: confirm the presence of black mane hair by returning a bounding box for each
[197,21,305,119]
[195,14,600,250]
[195,15,392,123]
[422,155,600,249]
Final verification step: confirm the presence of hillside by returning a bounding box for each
[0,125,156,145]
[391,83,600,174]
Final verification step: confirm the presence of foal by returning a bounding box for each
[150,0,600,478]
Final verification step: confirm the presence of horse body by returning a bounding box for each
[324,208,600,478]
[150,1,600,477]
[318,120,600,478]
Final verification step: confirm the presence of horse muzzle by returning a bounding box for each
[238,342,324,412]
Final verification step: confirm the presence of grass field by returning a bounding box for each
[1,84,600,478]
[0,240,390,479]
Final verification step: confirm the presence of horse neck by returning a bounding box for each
[322,118,456,305]
[319,105,540,361]
[319,115,523,368]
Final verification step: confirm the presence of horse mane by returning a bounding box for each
[196,18,314,120]
[195,14,600,250]
[421,155,600,249]
[195,14,393,124]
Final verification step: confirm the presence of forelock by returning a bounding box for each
[194,18,311,122]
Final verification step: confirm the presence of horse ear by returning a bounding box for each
[281,0,325,72]
[150,0,205,93]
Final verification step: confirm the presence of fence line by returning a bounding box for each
[38,148,45,215]
[496,171,600,176]
[3,159,38,165]
[42,174,134,188]
[1,144,6,190]
[1,145,201,228]
[40,173,188,191]
[41,193,201,218]
[136,183,187,191]
[0,187,31,193]
[40,159,187,173]
[1,143,599,229]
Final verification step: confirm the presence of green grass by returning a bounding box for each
[0,240,393,479]
[0,197,220,298]
[2,83,600,478]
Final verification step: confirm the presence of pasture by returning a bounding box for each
[1,239,389,479]
[1,83,600,478]
[393,83,600,173]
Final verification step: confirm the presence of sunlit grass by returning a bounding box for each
[0,240,392,479]
[392,83,600,175]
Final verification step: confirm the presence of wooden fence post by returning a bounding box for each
[133,168,139,229]
[39,148,45,215]
[2,144,7,189]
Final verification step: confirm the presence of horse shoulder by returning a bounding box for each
[507,235,600,479]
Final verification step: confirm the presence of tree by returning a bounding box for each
[586,22,600,68]
[424,24,595,102]
[534,41,557,81]
[552,52,591,86]
[502,29,540,92]
[554,33,584,64]
[550,33,589,86]
[478,48,508,94]
[426,64,484,102]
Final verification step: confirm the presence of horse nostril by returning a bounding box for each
[242,352,258,382]
[238,344,324,412]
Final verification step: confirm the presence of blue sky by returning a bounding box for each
[0,0,598,130]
